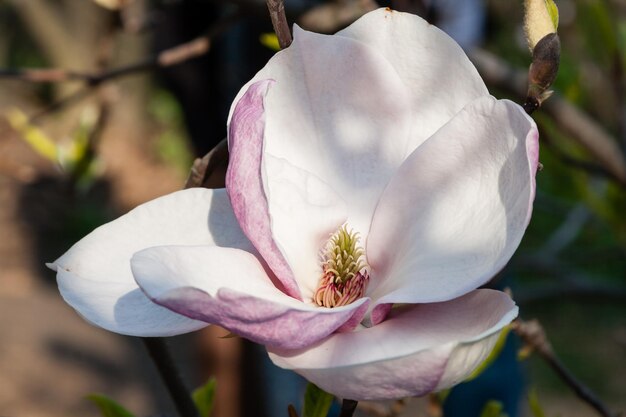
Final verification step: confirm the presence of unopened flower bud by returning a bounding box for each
[524,0,559,51]
[524,32,561,113]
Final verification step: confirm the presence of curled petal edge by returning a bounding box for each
[226,79,302,300]
[131,245,370,350]
[269,289,518,400]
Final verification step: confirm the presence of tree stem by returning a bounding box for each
[512,319,616,417]
[339,399,358,417]
[142,337,199,417]
[266,0,292,49]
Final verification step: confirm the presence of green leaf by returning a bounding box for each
[192,377,217,417]
[86,394,135,417]
[466,326,511,382]
[302,383,334,417]
[479,400,508,417]
[528,388,547,417]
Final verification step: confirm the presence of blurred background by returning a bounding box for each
[0,0,624,416]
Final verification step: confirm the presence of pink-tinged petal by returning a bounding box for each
[131,246,369,350]
[269,290,517,401]
[226,79,301,299]
[228,26,413,237]
[49,188,250,336]
[367,97,538,306]
[337,8,489,153]
[371,303,392,326]
[263,155,347,301]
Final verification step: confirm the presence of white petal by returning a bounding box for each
[263,154,347,301]
[229,25,413,237]
[56,268,202,336]
[132,245,369,349]
[269,290,518,400]
[367,96,538,305]
[50,188,253,336]
[337,8,489,152]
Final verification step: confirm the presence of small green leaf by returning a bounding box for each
[192,377,217,417]
[479,400,508,417]
[302,383,334,417]
[466,326,511,382]
[528,388,547,417]
[86,394,135,417]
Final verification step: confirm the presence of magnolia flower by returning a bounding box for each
[50,9,538,400]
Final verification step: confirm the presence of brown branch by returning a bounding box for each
[7,12,241,125]
[0,11,242,85]
[511,319,617,417]
[28,87,96,124]
[266,0,292,49]
[184,138,229,189]
[470,49,626,186]
[339,399,359,417]
[142,338,200,417]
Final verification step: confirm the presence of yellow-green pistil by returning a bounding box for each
[314,225,369,308]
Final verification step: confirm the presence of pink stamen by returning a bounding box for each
[314,267,369,308]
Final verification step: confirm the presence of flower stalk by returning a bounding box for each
[142,338,200,417]
[339,399,359,417]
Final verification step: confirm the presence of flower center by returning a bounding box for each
[313,225,369,308]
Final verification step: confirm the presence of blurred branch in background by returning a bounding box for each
[0,12,240,85]
[0,10,242,125]
[512,319,617,417]
[185,138,228,189]
[6,0,109,69]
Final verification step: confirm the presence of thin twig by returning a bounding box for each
[29,87,95,124]
[184,138,228,189]
[142,338,200,417]
[339,399,359,417]
[0,11,242,85]
[511,319,617,417]
[12,11,241,125]
[266,0,292,49]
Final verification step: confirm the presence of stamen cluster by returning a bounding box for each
[313,225,369,308]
